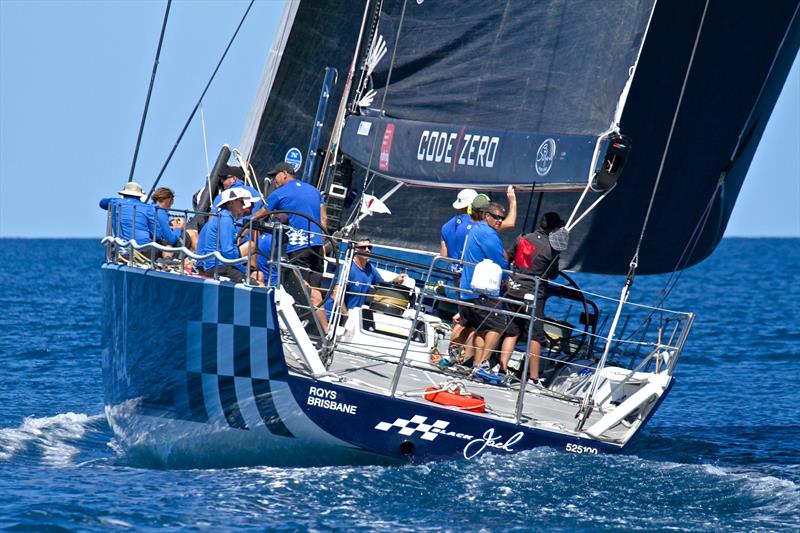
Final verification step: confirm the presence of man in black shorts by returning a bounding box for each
[499,212,564,385]
[458,201,509,370]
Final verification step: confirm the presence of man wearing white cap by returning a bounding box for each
[99,182,156,244]
[440,189,477,261]
[196,188,250,282]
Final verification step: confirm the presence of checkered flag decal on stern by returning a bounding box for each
[374,415,449,441]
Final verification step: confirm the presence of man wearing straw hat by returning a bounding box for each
[99,181,156,244]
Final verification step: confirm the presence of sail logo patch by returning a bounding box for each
[535,138,556,176]
[285,148,303,172]
[357,121,372,136]
[379,123,395,171]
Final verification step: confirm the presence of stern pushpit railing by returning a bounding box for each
[369,252,693,436]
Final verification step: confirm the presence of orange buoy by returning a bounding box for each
[424,387,486,413]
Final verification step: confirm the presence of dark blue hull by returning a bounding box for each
[102,265,666,467]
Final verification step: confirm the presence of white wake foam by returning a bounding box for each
[702,463,800,525]
[0,412,104,466]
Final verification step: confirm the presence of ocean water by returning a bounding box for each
[0,238,798,531]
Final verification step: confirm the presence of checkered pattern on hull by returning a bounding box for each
[177,282,294,438]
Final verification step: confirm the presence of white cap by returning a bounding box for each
[218,187,251,208]
[118,181,146,200]
[452,188,478,209]
[228,187,259,208]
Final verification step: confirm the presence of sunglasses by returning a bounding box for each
[487,212,506,221]
[356,245,373,251]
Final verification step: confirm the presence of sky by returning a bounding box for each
[0,0,798,238]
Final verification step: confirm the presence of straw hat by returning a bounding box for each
[118,182,146,200]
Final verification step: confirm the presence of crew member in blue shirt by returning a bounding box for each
[451,186,517,261]
[151,187,184,247]
[196,188,250,283]
[211,166,264,213]
[458,201,509,370]
[193,166,260,249]
[447,193,489,359]
[321,238,405,331]
[440,189,477,259]
[252,162,327,289]
[99,182,155,245]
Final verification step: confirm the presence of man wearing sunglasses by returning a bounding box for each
[458,202,509,371]
[321,239,406,331]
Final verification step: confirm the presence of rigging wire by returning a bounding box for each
[657,176,723,302]
[316,0,375,190]
[127,0,171,184]
[144,0,255,202]
[617,175,723,345]
[199,103,213,210]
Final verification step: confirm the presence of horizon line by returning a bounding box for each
[1,235,798,240]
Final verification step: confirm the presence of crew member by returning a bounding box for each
[252,163,327,288]
[188,166,263,249]
[195,188,250,282]
[499,212,565,386]
[99,182,155,244]
[451,185,516,263]
[441,189,477,259]
[322,238,406,330]
[458,201,509,370]
[211,166,264,213]
[448,193,490,361]
[151,187,184,248]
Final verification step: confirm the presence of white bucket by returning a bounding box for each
[470,259,502,294]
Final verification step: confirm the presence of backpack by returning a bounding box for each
[513,235,537,270]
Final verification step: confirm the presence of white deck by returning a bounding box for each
[285,346,632,444]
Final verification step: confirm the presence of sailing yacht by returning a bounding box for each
[101,0,800,467]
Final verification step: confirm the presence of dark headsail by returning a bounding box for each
[244,0,800,274]
[340,0,651,189]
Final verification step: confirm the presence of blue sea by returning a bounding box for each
[0,238,798,531]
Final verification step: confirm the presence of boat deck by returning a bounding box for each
[285,346,628,444]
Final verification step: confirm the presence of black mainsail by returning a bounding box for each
[243,0,800,275]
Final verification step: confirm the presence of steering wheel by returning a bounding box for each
[549,271,592,357]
